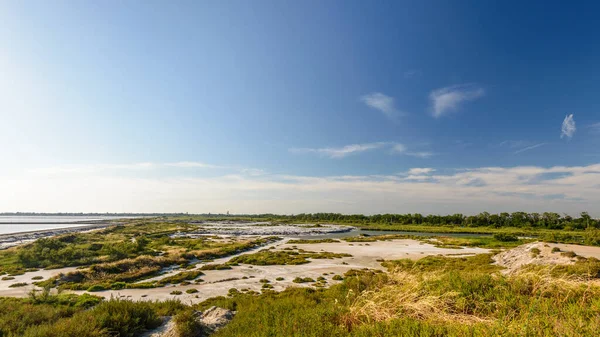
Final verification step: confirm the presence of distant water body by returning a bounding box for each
[0,216,134,235]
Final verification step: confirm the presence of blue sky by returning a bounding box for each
[1,1,600,215]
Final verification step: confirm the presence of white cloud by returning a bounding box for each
[165,162,222,169]
[390,143,406,154]
[514,143,546,154]
[561,114,576,139]
[360,92,403,119]
[407,168,435,175]
[290,142,432,159]
[6,163,600,216]
[289,142,388,158]
[429,84,485,118]
[587,122,600,133]
[406,151,435,158]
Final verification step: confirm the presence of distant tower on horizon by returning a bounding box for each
[227,210,229,215]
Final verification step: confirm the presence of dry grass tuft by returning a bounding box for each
[344,271,492,327]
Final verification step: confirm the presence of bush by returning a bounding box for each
[332,275,343,281]
[174,308,207,337]
[87,285,106,292]
[110,282,127,290]
[493,233,519,242]
[530,248,541,257]
[561,251,577,258]
[90,299,162,336]
[551,247,561,253]
[275,277,284,281]
[170,290,183,295]
[31,276,44,280]
[292,277,315,283]
[9,282,28,288]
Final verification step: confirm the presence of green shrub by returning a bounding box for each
[332,275,343,281]
[199,263,232,270]
[31,276,44,280]
[275,277,284,281]
[1,276,15,280]
[87,285,106,292]
[186,288,198,294]
[91,299,162,336]
[561,251,577,258]
[110,282,127,290]
[174,308,207,337]
[551,247,561,253]
[530,247,541,257]
[292,277,315,283]
[170,290,183,295]
[9,282,28,288]
[493,233,518,242]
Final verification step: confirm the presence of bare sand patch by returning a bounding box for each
[494,241,600,274]
[59,239,489,304]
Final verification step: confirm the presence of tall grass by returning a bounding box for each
[202,254,600,337]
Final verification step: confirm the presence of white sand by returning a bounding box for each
[64,239,486,304]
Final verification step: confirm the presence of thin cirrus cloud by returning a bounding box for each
[429,84,485,118]
[360,92,404,120]
[586,122,600,134]
[561,114,576,139]
[289,142,388,159]
[289,142,433,159]
[514,143,547,154]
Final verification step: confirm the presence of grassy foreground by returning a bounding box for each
[196,254,600,337]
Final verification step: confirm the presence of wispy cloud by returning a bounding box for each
[290,142,434,159]
[360,92,404,119]
[289,142,388,159]
[514,143,546,154]
[406,151,435,158]
[587,122,600,133]
[407,168,435,175]
[499,140,531,149]
[561,114,576,139]
[390,143,407,154]
[164,162,222,169]
[10,163,600,215]
[429,84,485,118]
[404,69,421,79]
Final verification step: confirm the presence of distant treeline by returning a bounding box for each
[278,212,598,230]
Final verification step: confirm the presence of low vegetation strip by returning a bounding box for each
[287,239,340,244]
[228,249,351,266]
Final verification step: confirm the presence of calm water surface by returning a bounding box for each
[0,216,134,235]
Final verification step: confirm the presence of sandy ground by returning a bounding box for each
[11,239,485,304]
[5,238,600,304]
[494,241,600,274]
[0,266,79,296]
